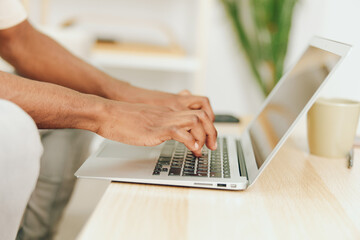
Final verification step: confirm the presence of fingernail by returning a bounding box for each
[214,142,218,149]
[194,142,199,150]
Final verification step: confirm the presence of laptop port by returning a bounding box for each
[194,183,213,186]
[217,183,226,187]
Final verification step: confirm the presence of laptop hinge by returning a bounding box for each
[236,140,248,180]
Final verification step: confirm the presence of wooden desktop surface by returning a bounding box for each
[78,119,360,240]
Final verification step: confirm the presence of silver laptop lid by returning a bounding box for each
[243,37,352,185]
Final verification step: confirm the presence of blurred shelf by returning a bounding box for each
[90,41,198,72]
[94,41,186,57]
[91,51,198,72]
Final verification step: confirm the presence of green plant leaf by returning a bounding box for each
[221,0,297,96]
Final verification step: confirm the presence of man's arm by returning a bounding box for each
[0,20,124,98]
[0,20,215,121]
[0,71,217,155]
[0,71,102,130]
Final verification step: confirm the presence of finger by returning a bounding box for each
[198,97,215,122]
[178,89,192,96]
[187,96,215,122]
[187,117,206,157]
[194,110,217,150]
[167,112,211,155]
[170,128,199,153]
[179,110,217,150]
[199,105,215,122]
[169,103,188,112]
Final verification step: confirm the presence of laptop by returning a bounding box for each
[75,37,351,190]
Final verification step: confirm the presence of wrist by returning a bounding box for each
[99,77,156,104]
[71,94,107,133]
[99,77,134,101]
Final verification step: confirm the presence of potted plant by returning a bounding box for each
[221,0,297,96]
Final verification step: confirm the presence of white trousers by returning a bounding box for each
[0,100,43,240]
[17,129,92,240]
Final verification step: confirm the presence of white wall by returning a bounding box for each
[289,0,360,102]
[3,0,359,132]
[205,0,360,133]
[20,0,360,105]
[289,0,360,134]
[206,0,360,114]
[22,0,262,115]
[204,0,264,116]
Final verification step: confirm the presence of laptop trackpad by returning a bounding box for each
[76,140,161,178]
[97,140,160,159]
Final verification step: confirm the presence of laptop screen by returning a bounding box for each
[249,46,341,169]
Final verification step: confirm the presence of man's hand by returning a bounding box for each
[0,72,217,156]
[0,21,215,124]
[106,84,216,122]
[96,100,217,156]
[0,20,217,155]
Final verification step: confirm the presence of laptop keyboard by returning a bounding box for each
[152,138,231,178]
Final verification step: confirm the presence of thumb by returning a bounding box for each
[178,89,192,96]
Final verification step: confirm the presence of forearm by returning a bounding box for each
[0,20,133,101]
[0,71,102,130]
[0,71,217,152]
[0,21,216,121]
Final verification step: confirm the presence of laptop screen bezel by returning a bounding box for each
[241,36,352,186]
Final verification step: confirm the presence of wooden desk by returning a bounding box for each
[78,121,360,240]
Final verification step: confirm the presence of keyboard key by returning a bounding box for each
[185,162,195,165]
[183,173,207,177]
[195,173,208,177]
[186,164,195,168]
[172,161,183,165]
[169,168,181,176]
[198,166,208,170]
[159,161,170,166]
[160,149,173,158]
[183,173,195,176]
[210,167,221,170]
[183,168,194,172]
[210,173,221,178]
[155,137,233,179]
[198,160,208,163]
[198,162,208,166]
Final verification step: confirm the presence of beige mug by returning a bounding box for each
[307,98,360,158]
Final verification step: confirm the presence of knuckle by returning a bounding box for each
[190,115,200,124]
[183,134,193,143]
[202,96,210,104]
[198,110,207,119]
[175,103,185,110]
[169,126,180,135]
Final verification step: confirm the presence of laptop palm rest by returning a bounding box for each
[76,140,161,179]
